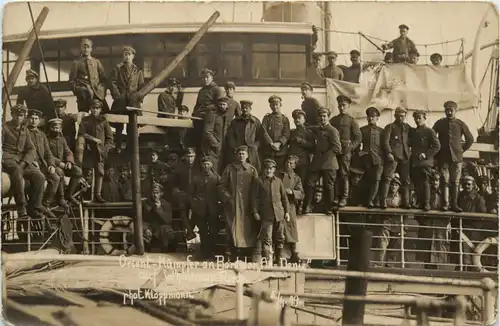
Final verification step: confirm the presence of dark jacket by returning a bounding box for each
[383,122,411,161]
[359,124,384,165]
[226,115,262,171]
[321,65,344,80]
[47,134,75,165]
[409,125,441,168]
[432,118,474,163]
[280,171,304,243]
[143,199,174,229]
[252,175,290,222]
[260,112,290,158]
[330,113,361,155]
[190,171,220,218]
[288,126,315,167]
[69,56,107,101]
[226,98,241,121]
[28,128,55,168]
[2,120,36,166]
[202,109,230,158]
[193,82,222,117]
[301,97,321,127]
[157,90,177,116]
[310,123,342,171]
[61,114,77,152]
[16,83,55,120]
[386,37,417,63]
[77,115,114,162]
[110,62,144,113]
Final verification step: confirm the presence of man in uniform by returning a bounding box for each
[432,100,474,212]
[226,100,262,173]
[224,81,241,119]
[16,69,55,120]
[2,104,48,219]
[302,107,342,214]
[381,107,412,208]
[27,109,61,211]
[157,77,180,117]
[359,107,384,208]
[166,105,190,153]
[321,51,344,80]
[330,95,361,207]
[288,109,315,185]
[190,157,221,259]
[430,53,443,66]
[300,82,322,127]
[202,97,231,172]
[382,24,417,64]
[54,98,77,153]
[260,95,291,172]
[109,45,145,153]
[47,118,83,206]
[218,145,260,262]
[410,110,441,211]
[341,50,362,83]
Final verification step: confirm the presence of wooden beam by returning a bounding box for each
[104,114,193,128]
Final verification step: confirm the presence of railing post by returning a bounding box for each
[235,267,244,320]
[481,278,496,324]
[336,211,341,265]
[400,214,405,268]
[459,217,463,271]
[27,216,31,251]
[453,295,467,326]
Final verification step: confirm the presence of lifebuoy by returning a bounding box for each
[99,216,135,256]
[473,236,498,273]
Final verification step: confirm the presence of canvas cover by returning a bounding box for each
[327,63,478,118]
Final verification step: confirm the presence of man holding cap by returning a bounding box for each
[300,82,322,126]
[110,45,145,153]
[16,69,55,120]
[202,97,231,172]
[321,51,344,80]
[382,24,417,64]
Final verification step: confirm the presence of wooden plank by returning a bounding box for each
[469,142,498,153]
[104,114,193,128]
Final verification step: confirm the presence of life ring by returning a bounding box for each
[473,236,498,273]
[99,216,135,256]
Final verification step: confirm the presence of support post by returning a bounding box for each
[341,226,372,326]
[129,111,144,255]
[235,267,244,320]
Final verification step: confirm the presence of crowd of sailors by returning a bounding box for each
[3,27,498,267]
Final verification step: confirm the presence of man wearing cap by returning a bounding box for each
[27,109,61,212]
[110,45,145,153]
[280,155,304,263]
[2,104,47,219]
[321,52,344,80]
[16,69,55,120]
[158,77,180,116]
[150,149,169,183]
[300,82,322,127]
[69,38,108,113]
[303,107,342,214]
[190,157,221,259]
[202,97,231,173]
[218,145,260,262]
[260,95,291,172]
[54,98,77,153]
[410,110,441,211]
[47,118,83,206]
[253,158,290,265]
[341,50,362,83]
[224,81,241,120]
[359,107,384,208]
[430,53,443,66]
[226,100,262,173]
[288,109,315,184]
[381,107,412,209]
[330,95,361,207]
[142,182,176,252]
[77,99,114,203]
[432,100,474,212]
[382,25,417,64]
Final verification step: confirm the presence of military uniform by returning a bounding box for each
[193,69,222,117]
[16,69,55,120]
[202,97,231,172]
[143,183,176,251]
[157,77,180,116]
[288,109,315,184]
[260,95,291,171]
[54,99,77,153]
[382,25,417,64]
[166,105,190,153]
[224,82,241,120]
[321,52,344,80]
[301,83,322,127]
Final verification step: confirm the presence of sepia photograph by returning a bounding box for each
[1,1,499,325]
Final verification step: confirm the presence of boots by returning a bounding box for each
[379,180,390,209]
[302,186,314,214]
[338,178,349,207]
[367,181,380,208]
[441,185,450,211]
[274,247,284,266]
[450,183,462,212]
[324,187,335,214]
[94,175,106,203]
[66,177,80,205]
[289,243,301,264]
[422,181,431,211]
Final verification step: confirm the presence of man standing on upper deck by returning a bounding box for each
[341,50,362,84]
[300,82,321,127]
[224,82,241,120]
[110,45,145,154]
[432,100,474,212]
[288,109,315,185]
[321,52,344,80]
[16,69,55,121]
[330,95,361,207]
[157,77,180,117]
[202,97,231,172]
[381,24,417,64]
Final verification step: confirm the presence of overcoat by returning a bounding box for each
[2,120,36,166]
[280,171,304,243]
[225,115,262,172]
[309,123,341,171]
[110,62,145,113]
[190,171,220,218]
[16,83,55,120]
[77,115,114,164]
[202,110,230,170]
[288,126,315,167]
[260,112,290,159]
[252,175,290,222]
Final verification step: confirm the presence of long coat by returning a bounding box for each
[69,56,107,102]
[190,171,220,218]
[409,126,441,167]
[28,128,55,169]
[218,162,259,248]
[226,115,262,172]
[202,109,230,171]
[47,134,75,165]
[110,62,145,113]
[280,171,304,243]
[2,120,36,166]
[310,123,342,171]
[260,112,290,159]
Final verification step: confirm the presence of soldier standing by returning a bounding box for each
[27,109,60,210]
[381,107,412,208]
[157,77,180,117]
[224,81,241,119]
[300,82,321,127]
[16,69,55,120]
[432,101,474,212]
[202,97,231,172]
[260,95,291,172]
[190,157,221,259]
[77,99,114,203]
[109,45,145,153]
[303,108,342,214]
[53,98,77,153]
[330,95,361,207]
[410,110,441,211]
[218,145,260,262]
[381,24,417,64]
[46,118,82,206]
[226,100,262,173]
[359,107,384,208]
[288,109,315,185]
[321,52,344,80]
[2,104,48,219]
[253,159,290,265]
[341,50,362,84]
[280,155,304,263]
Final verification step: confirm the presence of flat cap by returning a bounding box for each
[178,105,189,112]
[54,98,67,107]
[399,24,409,31]
[300,82,313,91]
[263,159,277,167]
[292,109,306,119]
[463,175,475,183]
[366,107,380,117]
[167,77,180,87]
[444,100,457,109]
[235,145,248,153]
[391,175,401,185]
[326,51,338,58]
[48,118,63,126]
[430,53,443,60]
[122,45,136,54]
[28,109,43,118]
[337,95,352,104]
[185,147,196,155]
[287,155,299,163]
[395,107,407,115]
[240,100,253,106]
[200,68,214,76]
[90,99,103,108]
[218,97,230,103]
[224,81,236,90]
[350,49,361,56]
[152,182,164,192]
[200,156,213,164]
[81,38,93,46]
[11,104,28,116]
[268,95,282,103]
[350,166,365,175]
[318,107,331,116]
[26,69,38,78]
[413,110,427,118]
